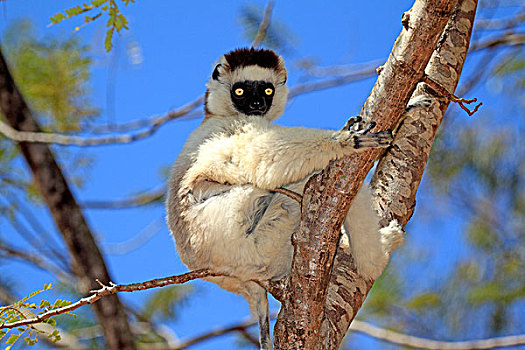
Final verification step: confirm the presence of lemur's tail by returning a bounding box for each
[246,282,271,350]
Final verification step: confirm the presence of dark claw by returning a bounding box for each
[343,116,362,131]
[352,135,361,149]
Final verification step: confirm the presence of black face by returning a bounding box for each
[230,80,275,116]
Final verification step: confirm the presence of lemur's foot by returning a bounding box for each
[380,220,405,254]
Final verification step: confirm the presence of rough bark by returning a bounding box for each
[272,1,459,349]
[322,0,478,349]
[0,47,136,350]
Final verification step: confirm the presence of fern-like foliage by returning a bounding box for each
[0,284,72,348]
[49,0,135,52]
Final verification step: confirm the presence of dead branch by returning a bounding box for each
[422,75,482,116]
[0,270,225,330]
[252,0,275,48]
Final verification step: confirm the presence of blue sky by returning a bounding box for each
[1,1,521,349]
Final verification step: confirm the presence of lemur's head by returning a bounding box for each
[205,48,288,121]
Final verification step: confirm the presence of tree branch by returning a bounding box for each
[351,320,525,350]
[273,1,459,349]
[475,10,525,31]
[0,245,71,282]
[103,216,165,255]
[82,184,166,209]
[469,32,525,51]
[0,63,377,147]
[251,1,275,48]
[0,269,224,330]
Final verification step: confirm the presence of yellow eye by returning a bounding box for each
[265,88,273,95]
[234,88,244,96]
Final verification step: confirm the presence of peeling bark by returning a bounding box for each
[0,48,136,350]
[322,0,478,349]
[273,1,461,349]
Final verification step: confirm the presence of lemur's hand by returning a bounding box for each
[335,117,393,150]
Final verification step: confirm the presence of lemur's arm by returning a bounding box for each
[186,122,391,190]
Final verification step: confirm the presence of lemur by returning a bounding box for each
[166,48,404,350]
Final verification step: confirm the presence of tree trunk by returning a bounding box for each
[273,0,477,348]
[0,47,136,350]
[322,1,478,348]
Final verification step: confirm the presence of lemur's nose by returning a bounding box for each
[249,98,263,108]
[248,97,266,113]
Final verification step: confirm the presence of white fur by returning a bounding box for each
[168,115,403,281]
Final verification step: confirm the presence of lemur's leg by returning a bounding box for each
[342,186,405,280]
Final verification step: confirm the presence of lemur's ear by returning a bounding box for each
[212,64,222,80]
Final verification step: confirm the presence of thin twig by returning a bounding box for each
[273,187,303,203]
[87,96,204,134]
[103,216,165,255]
[0,245,71,282]
[469,32,525,51]
[173,318,260,349]
[351,320,525,350]
[287,67,376,99]
[423,75,482,116]
[0,96,203,147]
[82,184,166,209]
[251,1,275,48]
[0,269,225,329]
[296,59,383,78]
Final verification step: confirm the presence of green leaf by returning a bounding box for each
[49,13,67,24]
[24,336,38,346]
[104,27,114,52]
[406,292,441,311]
[65,5,84,17]
[91,0,107,6]
[39,300,51,309]
[6,333,20,345]
[45,318,57,327]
